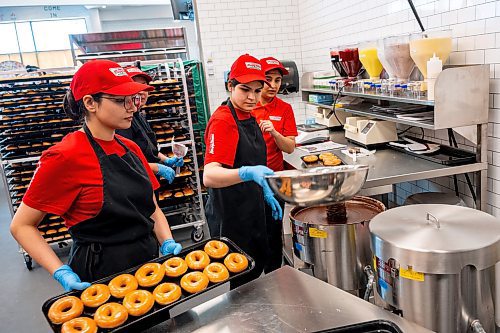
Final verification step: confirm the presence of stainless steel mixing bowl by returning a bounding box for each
[265,165,369,206]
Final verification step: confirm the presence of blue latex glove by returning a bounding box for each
[53,265,91,292]
[160,239,182,256]
[262,182,283,221]
[156,164,175,183]
[163,156,184,167]
[238,165,274,188]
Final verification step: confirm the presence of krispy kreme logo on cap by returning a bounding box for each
[266,59,280,65]
[126,67,142,73]
[245,62,261,70]
[109,67,128,76]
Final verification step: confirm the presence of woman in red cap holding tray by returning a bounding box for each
[203,54,283,286]
[10,60,182,291]
[252,57,298,273]
[116,66,183,185]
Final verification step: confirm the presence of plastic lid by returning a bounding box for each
[370,204,500,273]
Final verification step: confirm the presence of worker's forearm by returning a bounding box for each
[10,224,63,274]
[151,198,173,244]
[272,132,296,154]
[149,162,159,174]
[203,164,243,188]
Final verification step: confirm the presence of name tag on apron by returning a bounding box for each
[269,116,282,121]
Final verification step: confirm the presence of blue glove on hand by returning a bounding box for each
[238,165,274,188]
[262,182,283,221]
[53,265,91,292]
[160,239,182,256]
[163,156,184,167]
[156,164,175,183]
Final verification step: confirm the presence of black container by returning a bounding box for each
[42,237,254,333]
[387,137,476,165]
[313,320,403,333]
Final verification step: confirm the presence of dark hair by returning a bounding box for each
[63,90,102,122]
[228,78,264,88]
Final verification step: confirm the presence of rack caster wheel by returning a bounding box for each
[24,254,33,271]
[191,227,204,242]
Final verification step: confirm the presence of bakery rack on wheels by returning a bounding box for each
[0,70,79,270]
[122,58,207,242]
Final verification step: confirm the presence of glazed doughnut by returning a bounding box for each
[153,282,182,305]
[135,263,165,287]
[180,271,209,294]
[123,290,155,316]
[93,302,128,329]
[162,257,188,277]
[61,317,97,333]
[185,250,210,270]
[48,296,84,324]
[204,240,229,259]
[224,253,249,273]
[203,262,230,283]
[108,274,138,298]
[80,284,110,308]
[303,155,318,163]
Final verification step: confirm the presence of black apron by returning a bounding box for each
[68,124,158,282]
[205,100,269,287]
[116,112,160,163]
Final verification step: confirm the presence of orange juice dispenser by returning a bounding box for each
[358,41,383,80]
[409,30,452,79]
[339,45,362,82]
[383,35,415,82]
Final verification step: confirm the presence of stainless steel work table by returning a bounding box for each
[284,131,486,208]
[153,266,432,332]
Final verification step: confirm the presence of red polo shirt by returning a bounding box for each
[252,97,298,171]
[23,131,159,228]
[204,105,252,167]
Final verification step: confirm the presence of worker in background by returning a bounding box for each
[116,66,183,186]
[252,57,298,273]
[203,54,283,286]
[10,60,182,290]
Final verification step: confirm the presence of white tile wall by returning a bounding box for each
[195,0,305,122]
[196,0,500,215]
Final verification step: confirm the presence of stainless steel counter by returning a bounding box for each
[152,266,432,332]
[286,131,486,191]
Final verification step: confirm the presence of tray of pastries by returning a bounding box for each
[301,151,344,167]
[42,237,255,333]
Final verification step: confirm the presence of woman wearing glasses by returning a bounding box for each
[116,67,183,185]
[10,60,182,291]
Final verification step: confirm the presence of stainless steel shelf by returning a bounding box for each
[339,104,436,130]
[302,87,434,106]
[284,131,487,190]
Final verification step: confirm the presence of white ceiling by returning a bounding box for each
[0,1,170,6]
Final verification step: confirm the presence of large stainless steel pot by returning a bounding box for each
[370,204,500,333]
[290,196,385,296]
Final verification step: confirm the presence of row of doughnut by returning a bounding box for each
[48,240,249,332]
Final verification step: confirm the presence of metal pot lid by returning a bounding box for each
[370,204,500,273]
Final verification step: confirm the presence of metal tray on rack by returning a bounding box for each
[42,237,255,333]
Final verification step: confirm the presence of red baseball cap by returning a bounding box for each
[260,57,289,75]
[229,54,270,86]
[124,66,153,83]
[70,60,154,101]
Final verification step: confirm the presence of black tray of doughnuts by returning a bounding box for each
[41,237,255,333]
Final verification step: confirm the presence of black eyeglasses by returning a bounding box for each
[100,95,142,110]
